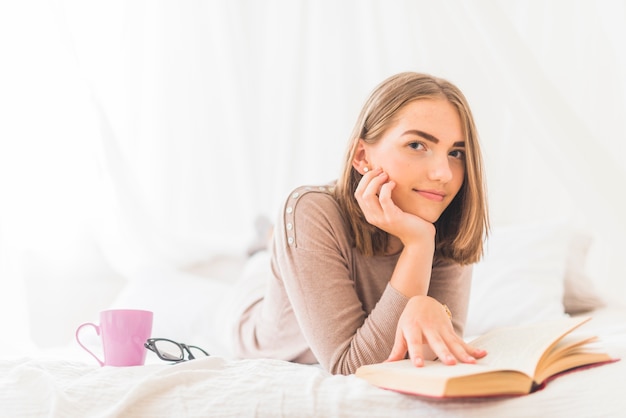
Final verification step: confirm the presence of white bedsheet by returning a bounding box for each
[2,306,625,418]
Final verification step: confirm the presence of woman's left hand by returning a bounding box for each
[354,168,435,247]
[386,295,487,366]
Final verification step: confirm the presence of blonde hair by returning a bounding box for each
[333,72,489,265]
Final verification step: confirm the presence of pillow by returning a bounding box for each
[465,221,571,337]
[108,257,245,358]
[562,232,605,314]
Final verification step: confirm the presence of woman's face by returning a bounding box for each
[360,98,466,223]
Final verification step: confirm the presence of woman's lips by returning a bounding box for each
[415,189,446,202]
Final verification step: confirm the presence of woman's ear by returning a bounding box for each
[352,140,370,175]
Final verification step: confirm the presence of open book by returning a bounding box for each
[355,316,615,398]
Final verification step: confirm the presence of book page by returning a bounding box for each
[467,316,590,377]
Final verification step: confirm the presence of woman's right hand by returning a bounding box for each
[354,168,435,247]
[387,295,487,367]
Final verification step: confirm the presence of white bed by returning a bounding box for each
[1,306,625,418]
[2,222,624,417]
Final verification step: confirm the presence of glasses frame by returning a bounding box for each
[144,338,210,363]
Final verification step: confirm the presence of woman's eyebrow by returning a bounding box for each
[403,129,465,147]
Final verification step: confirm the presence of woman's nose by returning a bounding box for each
[427,154,453,182]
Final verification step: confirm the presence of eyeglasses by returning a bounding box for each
[144,338,210,363]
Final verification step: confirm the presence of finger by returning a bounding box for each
[425,332,457,365]
[362,169,387,199]
[354,168,383,204]
[356,172,390,224]
[438,331,487,364]
[386,328,408,362]
[377,179,395,203]
[464,342,488,359]
[446,339,478,364]
[438,325,488,361]
[353,170,371,200]
[377,180,399,216]
[405,329,425,367]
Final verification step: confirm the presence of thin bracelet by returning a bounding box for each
[442,304,452,320]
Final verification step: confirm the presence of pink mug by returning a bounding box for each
[75,309,153,367]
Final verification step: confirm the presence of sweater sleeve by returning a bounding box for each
[273,188,409,375]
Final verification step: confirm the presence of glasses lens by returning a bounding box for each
[154,340,184,361]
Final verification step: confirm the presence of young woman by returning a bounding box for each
[231,72,489,375]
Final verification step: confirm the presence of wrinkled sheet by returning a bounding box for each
[2,307,625,418]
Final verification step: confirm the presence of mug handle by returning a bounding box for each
[75,322,105,366]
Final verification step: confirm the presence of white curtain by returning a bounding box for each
[1,0,625,353]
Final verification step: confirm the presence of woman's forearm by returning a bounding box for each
[388,243,434,297]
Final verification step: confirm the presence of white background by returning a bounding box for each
[1,0,624,353]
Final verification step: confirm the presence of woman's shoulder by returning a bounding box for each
[278,182,350,249]
[281,183,340,215]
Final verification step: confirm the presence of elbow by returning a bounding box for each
[325,352,372,376]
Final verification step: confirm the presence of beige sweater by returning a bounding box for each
[233,185,472,375]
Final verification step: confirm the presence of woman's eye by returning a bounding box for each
[409,142,425,150]
[449,149,466,159]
